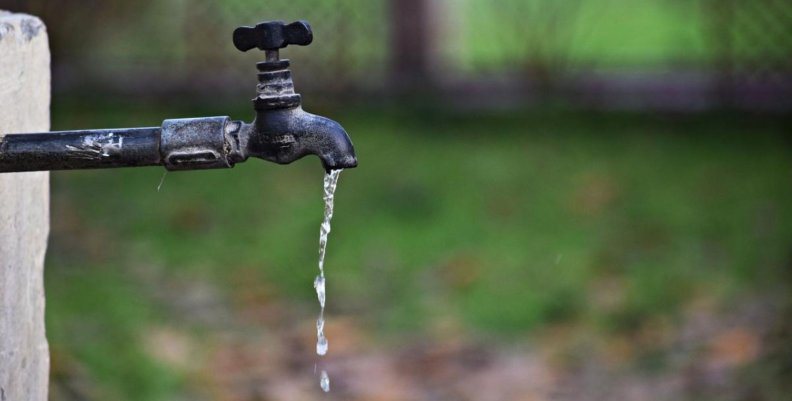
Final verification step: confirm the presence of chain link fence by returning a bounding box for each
[3,0,791,110]
[3,0,390,96]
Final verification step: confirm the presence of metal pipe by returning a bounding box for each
[0,128,161,172]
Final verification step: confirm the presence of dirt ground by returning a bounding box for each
[50,275,791,401]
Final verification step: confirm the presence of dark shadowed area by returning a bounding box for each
[1,0,791,400]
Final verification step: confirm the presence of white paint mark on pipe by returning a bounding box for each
[66,132,124,159]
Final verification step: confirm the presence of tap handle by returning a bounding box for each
[233,20,313,52]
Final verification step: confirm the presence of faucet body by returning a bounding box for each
[246,56,356,171]
[0,20,357,174]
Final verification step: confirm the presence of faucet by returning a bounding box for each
[0,20,357,174]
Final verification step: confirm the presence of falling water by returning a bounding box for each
[314,169,341,392]
[320,369,330,392]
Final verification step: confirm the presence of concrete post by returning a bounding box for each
[0,10,51,401]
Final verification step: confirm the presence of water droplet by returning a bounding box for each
[320,370,330,392]
[317,334,328,356]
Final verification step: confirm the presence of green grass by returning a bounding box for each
[45,98,792,399]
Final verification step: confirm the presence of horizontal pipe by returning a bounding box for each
[0,128,161,172]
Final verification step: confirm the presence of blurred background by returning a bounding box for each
[1,0,792,400]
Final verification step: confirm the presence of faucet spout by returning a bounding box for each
[246,107,357,172]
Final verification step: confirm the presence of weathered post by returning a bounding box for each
[0,10,51,401]
[389,0,433,91]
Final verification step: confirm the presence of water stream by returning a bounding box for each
[314,169,341,392]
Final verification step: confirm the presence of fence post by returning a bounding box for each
[0,10,51,401]
[389,0,433,92]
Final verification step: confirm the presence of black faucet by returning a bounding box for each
[0,20,357,174]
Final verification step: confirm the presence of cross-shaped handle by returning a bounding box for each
[233,20,313,52]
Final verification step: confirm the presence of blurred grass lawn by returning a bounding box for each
[45,97,792,399]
